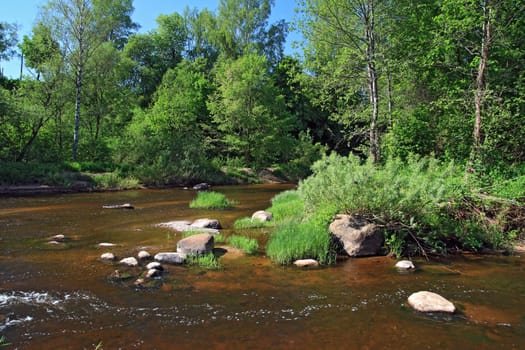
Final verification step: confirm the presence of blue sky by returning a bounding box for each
[0,0,301,78]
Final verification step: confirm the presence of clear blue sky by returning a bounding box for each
[0,0,301,78]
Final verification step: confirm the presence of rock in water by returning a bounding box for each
[100,252,116,261]
[191,218,222,229]
[154,252,186,265]
[251,210,273,222]
[102,203,134,209]
[329,214,384,257]
[192,183,210,190]
[395,260,415,269]
[407,291,455,313]
[176,233,214,256]
[146,262,163,270]
[293,259,319,267]
[137,250,151,260]
[119,257,139,267]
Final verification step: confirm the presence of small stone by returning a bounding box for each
[99,242,117,247]
[395,260,415,269]
[119,257,139,267]
[293,259,320,267]
[146,269,161,278]
[191,218,222,229]
[146,262,163,270]
[192,183,210,190]
[100,252,116,260]
[134,278,145,286]
[408,291,456,313]
[47,240,62,245]
[51,234,66,241]
[137,250,151,260]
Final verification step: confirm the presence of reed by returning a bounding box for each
[227,235,259,254]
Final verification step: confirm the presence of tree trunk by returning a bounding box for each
[72,59,82,160]
[365,0,380,163]
[472,0,492,160]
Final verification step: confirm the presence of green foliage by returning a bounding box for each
[185,253,222,270]
[189,191,238,209]
[227,235,259,254]
[91,173,140,190]
[267,190,304,222]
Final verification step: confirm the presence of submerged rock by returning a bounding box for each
[407,291,455,313]
[293,259,319,267]
[100,252,116,261]
[329,214,384,257]
[251,210,272,222]
[50,234,69,242]
[154,252,186,265]
[395,260,415,270]
[177,233,214,256]
[119,257,139,267]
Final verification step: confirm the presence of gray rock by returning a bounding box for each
[157,221,219,234]
[100,252,116,261]
[102,203,134,209]
[395,260,415,269]
[191,218,222,229]
[177,233,214,256]
[251,210,272,222]
[329,214,384,257]
[137,250,151,260]
[98,242,117,247]
[146,261,163,270]
[293,259,319,267]
[154,252,186,265]
[119,257,139,267]
[51,234,67,242]
[408,291,456,313]
[146,268,161,278]
[192,183,210,190]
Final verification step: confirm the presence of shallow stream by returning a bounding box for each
[1,184,524,349]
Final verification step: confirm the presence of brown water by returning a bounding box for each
[1,184,524,349]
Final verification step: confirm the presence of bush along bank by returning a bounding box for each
[257,154,524,264]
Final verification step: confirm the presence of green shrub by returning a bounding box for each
[92,173,141,190]
[227,235,259,254]
[189,191,238,209]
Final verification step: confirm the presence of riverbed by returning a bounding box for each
[1,184,524,349]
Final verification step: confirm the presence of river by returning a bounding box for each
[1,184,524,349]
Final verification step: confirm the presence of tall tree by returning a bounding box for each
[42,0,136,160]
[208,53,297,165]
[299,0,383,162]
[0,22,18,77]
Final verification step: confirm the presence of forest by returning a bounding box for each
[1,0,524,255]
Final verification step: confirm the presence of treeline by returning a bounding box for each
[0,0,524,187]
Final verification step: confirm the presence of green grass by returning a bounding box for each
[189,191,238,209]
[266,190,304,222]
[233,217,270,229]
[92,173,141,190]
[185,253,222,269]
[227,235,259,254]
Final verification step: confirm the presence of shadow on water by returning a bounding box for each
[1,184,524,349]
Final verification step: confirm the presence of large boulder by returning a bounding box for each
[407,291,456,313]
[251,210,273,222]
[177,233,214,256]
[154,252,186,265]
[329,214,384,257]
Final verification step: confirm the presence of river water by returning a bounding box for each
[0,184,524,349]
